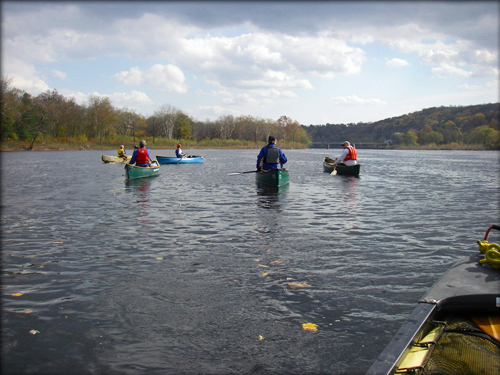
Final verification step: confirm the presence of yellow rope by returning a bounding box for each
[477,240,500,269]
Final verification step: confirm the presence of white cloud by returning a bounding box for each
[331,95,387,106]
[108,91,153,107]
[58,89,88,105]
[197,105,226,114]
[114,64,188,93]
[237,69,313,90]
[486,79,499,89]
[52,70,67,80]
[4,59,50,94]
[385,58,409,67]
[458,84,480,90]
[431,64,472,78]
[113,67,143,85]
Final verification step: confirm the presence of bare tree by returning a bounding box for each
[155,104,179,139]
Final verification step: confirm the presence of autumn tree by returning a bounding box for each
[86,95,118,141]
[173,112,192,140]
[0,76,23,141]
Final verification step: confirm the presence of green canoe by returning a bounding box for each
[255,169,290,187]
[124,161,160,180]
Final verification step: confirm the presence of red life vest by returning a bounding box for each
[136,148,149,164]
[344,146,357,161]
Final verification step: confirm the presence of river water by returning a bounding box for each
[1,148,499,375]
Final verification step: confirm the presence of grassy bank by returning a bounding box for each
[0,136,310,152]
[0,137,494,151]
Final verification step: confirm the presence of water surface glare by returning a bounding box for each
[1,149,499,374]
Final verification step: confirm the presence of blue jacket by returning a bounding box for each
[256,144,287,170]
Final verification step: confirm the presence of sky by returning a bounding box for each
[2,1,499,125]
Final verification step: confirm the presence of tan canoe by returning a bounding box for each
[102,155,132,163]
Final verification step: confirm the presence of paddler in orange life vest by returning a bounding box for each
[332,141,358,167]
[129,140,151,167]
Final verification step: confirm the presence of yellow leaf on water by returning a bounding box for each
[53,242,63,244]
[201,236,208,239]
[25,310,33,314]
[29,330,40,335]
[156,258,163,260]
[258,335,265,340]
[288,282,311,289]
[271,260,282,264]
[261,272,268,277]
[302,323,318,332]
[258,264,269,268]
[12,293,23,297]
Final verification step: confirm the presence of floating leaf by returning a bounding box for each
[258,335,265,340]
[288,282,311,289]
[261,272,268,277]
[302,323,318,332]
[258,264,269,268]
[271,260,282,264]
[156,258,163,260]
[25,310,33,314]
[29,330,40,335]
[12,293,23,297]
[53,242,63,244]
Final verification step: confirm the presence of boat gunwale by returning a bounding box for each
[255,168,290,187]
[365,252,500,375]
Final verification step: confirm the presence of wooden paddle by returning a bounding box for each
[228,170,258,176]
[331,166,337,175]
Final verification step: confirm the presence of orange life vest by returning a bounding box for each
[136,148,149,164]
[344,146,357,161]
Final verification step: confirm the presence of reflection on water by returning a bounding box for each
[1,149,499,375]
[255,182,290,210]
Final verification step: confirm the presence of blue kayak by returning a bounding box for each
[156,155,204,165]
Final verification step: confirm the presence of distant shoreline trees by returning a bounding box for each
[303,103,499,149]
[0,76,311,148]
[2,76,498,150]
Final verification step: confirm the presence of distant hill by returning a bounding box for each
[303,103,500,149]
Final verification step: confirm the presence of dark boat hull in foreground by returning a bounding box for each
[255,169,290,187]
[323,157,360,176]
[366,225,500,375]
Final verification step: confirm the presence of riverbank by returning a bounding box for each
[0,138,310,152]
[0,139,493,151]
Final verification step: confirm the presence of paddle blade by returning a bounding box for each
[331,167,337,175]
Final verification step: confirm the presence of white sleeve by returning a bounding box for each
[334,149,349,164]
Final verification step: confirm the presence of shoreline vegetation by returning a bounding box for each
[2,77,498,153]
[0,138,494,152]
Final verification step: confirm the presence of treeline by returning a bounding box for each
[0,77,311,150]
[304,103,500,149]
